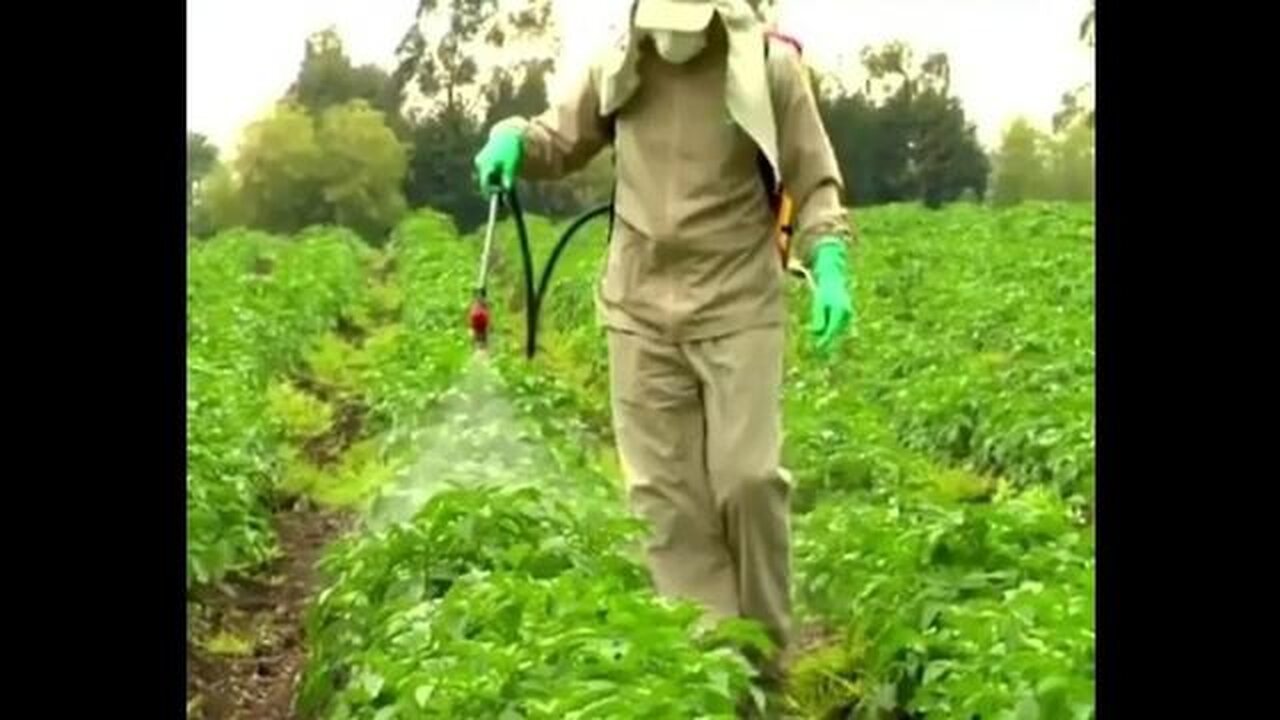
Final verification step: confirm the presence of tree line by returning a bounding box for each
[188,0,1094,243]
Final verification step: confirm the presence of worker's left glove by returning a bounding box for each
[810,238,854,354]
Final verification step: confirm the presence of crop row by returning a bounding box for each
[848,203,1095,501]
[187,227,369,586]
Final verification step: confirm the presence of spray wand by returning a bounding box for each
[469,193,500,350]
[469,186,540,357]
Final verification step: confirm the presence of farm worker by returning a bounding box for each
[473,0,853,676]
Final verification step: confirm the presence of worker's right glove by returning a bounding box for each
[473,125,524,195]
[810,239,855,355]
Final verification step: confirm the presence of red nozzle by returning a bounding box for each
[469,298,490,347]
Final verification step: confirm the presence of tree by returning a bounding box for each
[187,133,219,210]
[1047,120,1094,201]
[1052,88,1087,134]
[1066,2,1096,129]
[395,0,500,119]
[233,103,326,233]
[393,1,503,228]
[818,42,989,207]
[483,60,552,129]
[861,42,916,100]
[1043,1,1095,191]
[199,164,248,233]
[404,105,489,231]
[289,28,405,136]
[197,100,409,242]
[913,89,989,208]
[817,91,879,204]
[987,112,1093,206]
[991,118,1050,206]
[316,101,411,242]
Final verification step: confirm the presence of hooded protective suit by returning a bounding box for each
[477,0,853,661]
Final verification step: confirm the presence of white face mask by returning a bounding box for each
[649,29,707,64]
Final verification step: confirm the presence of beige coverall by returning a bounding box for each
[493,2,850,655]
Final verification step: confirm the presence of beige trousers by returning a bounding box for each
[607,326,792,654]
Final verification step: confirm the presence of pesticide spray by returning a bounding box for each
[364,353,560,531]
[364,189,603,530]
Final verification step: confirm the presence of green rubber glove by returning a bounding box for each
[473,126,524,195]
[810,239,855,354]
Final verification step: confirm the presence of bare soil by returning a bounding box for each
[186,504,353,720]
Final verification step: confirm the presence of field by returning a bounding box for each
[186,201,1095,719]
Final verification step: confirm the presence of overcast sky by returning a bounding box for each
[187,0,1094,155]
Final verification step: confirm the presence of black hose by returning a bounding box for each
[503,189,539,359]
[499,187,613,359]
[530,202,613,351]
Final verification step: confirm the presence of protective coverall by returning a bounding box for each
[473,0,854,666]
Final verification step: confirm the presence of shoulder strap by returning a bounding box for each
[760,31,802,213]
[764,30,803,55]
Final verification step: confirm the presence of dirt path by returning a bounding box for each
[187,502,353,720]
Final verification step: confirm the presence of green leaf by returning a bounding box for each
[361,671,385,699]
[1014,693,1041,720]
[414,684,434,708]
